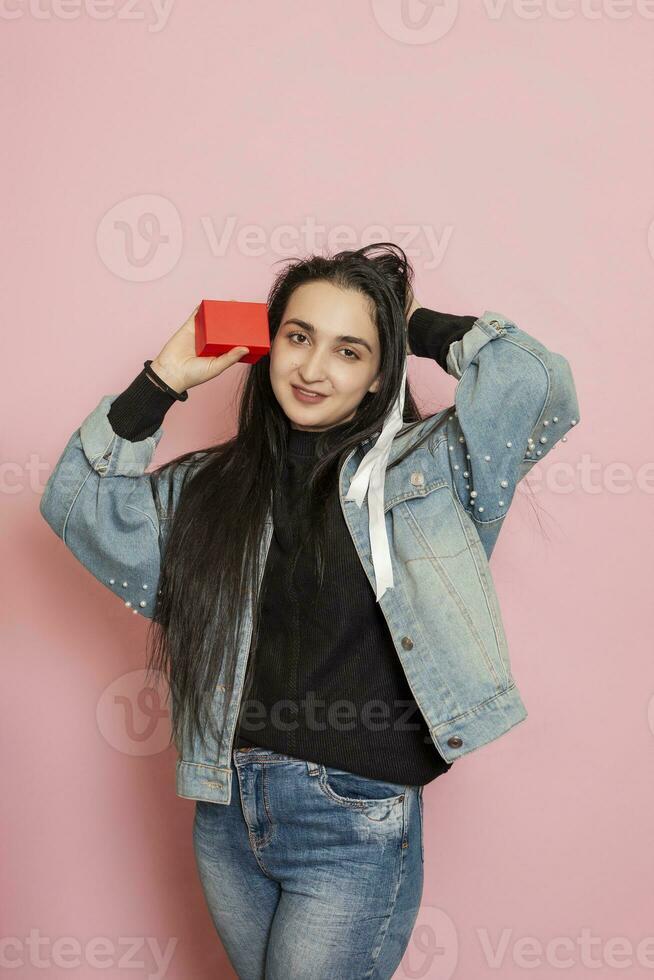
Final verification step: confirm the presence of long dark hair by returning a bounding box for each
[144,243,442,754]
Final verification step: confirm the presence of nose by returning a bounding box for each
[298,347,328,384]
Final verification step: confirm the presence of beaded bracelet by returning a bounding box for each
[143,360,189,401]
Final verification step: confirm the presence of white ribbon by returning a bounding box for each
[344,358,408,601]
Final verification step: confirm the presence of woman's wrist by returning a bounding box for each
[149,357,186,394]
[407,307,478,370]
[108,366,177,441]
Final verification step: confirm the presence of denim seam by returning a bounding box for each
[234,758,312,766]
[419,790,424,863]
[317,768,406,812]
[427,432,448,457]
[260,765,275,848]
[177,791,230,805]
[403,499,501,689]
[383,477,448,514]
[364,793,408,979]
[61,464,96,546]
[450,335,552,526]
[448,492,511,688]
[233,767,276,880]
[431,681,519,732]
[87,431,116,473]
[124,502,159,536]
[445,433,507,528]
[500,336,552,433]
[178,760,232,774]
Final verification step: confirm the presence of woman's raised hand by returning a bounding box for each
[150,303,250,394]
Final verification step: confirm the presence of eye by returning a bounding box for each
[288,332,359,360]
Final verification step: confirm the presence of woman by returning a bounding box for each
[40,243,580,979]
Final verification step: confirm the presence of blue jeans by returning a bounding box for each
[192,746,425,979]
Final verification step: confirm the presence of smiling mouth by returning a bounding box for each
[292,385,327,398]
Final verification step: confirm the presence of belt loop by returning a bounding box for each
[306,760,320,776]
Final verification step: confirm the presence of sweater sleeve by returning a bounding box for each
[107,367,178,441]
[408,307,478,371]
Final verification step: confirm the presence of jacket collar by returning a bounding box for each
[359,419,429,463]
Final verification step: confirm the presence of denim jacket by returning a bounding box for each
[40,310,580,804]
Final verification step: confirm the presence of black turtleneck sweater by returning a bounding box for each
[106,307,477,786]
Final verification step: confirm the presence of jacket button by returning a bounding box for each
[410,471,424,486]
[401,636,413,650]
[447,735,463,748]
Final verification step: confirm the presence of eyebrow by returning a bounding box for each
[281,318,374,355]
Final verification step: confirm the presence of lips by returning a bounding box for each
[292,385,327,397]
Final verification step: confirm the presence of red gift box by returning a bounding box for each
[195,300,270,363]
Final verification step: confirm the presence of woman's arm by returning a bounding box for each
[107,365,178,441]
[39,388,181,620]
[39,305,249,619]
[406,305,581,559]
[408,306,478,370]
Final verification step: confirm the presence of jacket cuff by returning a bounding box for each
[107,367,177,441]
[408,307,478,371]
[80,394,164,477]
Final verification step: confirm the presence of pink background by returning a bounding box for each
[3,2,653,978]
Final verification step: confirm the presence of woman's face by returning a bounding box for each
[269,281,382,432]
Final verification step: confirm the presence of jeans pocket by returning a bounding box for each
[318,765,407,810]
